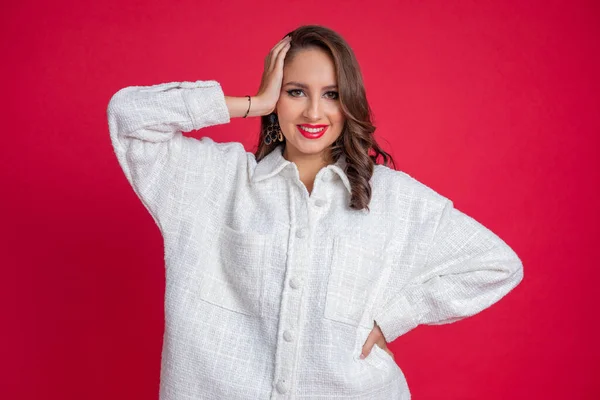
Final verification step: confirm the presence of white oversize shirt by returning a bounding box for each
[106,80,524,399]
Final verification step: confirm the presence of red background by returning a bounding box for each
[3,0,599,399]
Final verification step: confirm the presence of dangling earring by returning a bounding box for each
[264,113,284,145]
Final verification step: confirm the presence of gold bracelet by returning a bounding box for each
[243,95,251,118]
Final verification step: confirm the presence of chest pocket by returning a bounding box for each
[196,225,272,317]
[324,234,392,328]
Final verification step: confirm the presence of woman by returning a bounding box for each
[107,25,523,400]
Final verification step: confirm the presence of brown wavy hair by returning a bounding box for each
[254,25,396,211]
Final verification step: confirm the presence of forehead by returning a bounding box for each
[283,48,337,86]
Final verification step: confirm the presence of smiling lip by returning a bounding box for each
[297,124,329,139]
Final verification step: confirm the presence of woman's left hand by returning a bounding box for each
[361,321,395,360]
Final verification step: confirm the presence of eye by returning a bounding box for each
[286,89,339,100]
[286,89,304,97]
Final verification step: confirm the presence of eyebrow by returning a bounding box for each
[283,81,338,90]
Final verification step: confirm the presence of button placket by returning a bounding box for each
[276,379,289,394]
[289,277,301,289]
[283,330,294,342]
[314,198,326,207]
[271,190,310,399]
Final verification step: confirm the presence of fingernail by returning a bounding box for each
[360,353,365,359]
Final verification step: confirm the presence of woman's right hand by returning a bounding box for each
[254,35,292,116]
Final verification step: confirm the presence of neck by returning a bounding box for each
[283,145,332,194]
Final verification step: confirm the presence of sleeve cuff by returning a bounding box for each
[182,80,231,130]
[374,294,420,343]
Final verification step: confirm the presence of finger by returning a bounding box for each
[376,334,395,360]
[260,37,291,97]
[263,44,280,71]
[276,41,291,70]
[385,348,395,360]
[266,37,287,66]
[271,43,291,93]
[269,40,289,72]
[261,39,287,89]
[269,37,291,71]
[361,331,379,359]
[270,35,290,52]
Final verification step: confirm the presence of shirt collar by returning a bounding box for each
[252,143,352,194]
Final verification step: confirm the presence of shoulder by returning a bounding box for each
[186,136,246,156]
[185,136,255,166]
[176,137,263,186]
[371,163,450,211]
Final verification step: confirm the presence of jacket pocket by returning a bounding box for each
[196,225,271,317]
[324,234,392,328]
[363,340,395,369]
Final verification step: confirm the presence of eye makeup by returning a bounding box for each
[286,89,339,99]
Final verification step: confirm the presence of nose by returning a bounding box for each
[302,96,323,121]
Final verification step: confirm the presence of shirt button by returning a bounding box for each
[314,199,325,207]
[289,277,301,289]
[296,228,308,238]
[283,330,294,342]
[276,380,288,394]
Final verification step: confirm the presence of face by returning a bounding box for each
[276,47,345,163]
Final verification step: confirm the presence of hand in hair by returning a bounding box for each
[225,36,291,118]
[255,35,292,115]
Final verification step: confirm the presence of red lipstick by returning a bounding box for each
[296,124,329,139]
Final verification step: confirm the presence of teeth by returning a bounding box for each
[300,126,325,133]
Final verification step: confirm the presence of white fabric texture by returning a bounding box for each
[106,79,524,400]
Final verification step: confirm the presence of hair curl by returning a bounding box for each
[254,24,395,211]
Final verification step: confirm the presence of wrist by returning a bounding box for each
[223,95,273,118]
[248,96,273,117]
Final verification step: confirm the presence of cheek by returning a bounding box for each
[327,108,345,127]
[333,114,345,126]
[324,102,343,118]
[276,98,298,122]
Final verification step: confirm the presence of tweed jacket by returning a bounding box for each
[106,79,524,399]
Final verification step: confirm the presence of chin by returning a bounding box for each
[288,138,335,157]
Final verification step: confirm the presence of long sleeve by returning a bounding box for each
[106,80,231,233]
[374,199,524,343]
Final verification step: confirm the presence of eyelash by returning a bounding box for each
[286,89,339,100]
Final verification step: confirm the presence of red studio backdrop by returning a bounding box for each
[2,0,598,399]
